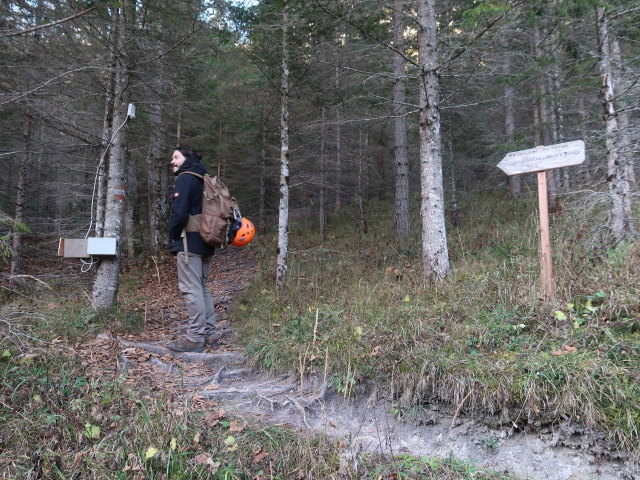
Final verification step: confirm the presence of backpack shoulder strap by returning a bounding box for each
[178,171,204,181]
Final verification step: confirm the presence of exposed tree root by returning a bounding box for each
[98,334,244,366]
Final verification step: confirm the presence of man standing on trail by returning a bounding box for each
[167,146,220,353]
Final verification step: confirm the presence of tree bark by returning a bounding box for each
[276,5,290,290]
[610,33,636,186]
[146,99,167,255]
[95,11,118,238]
[10,111,31,276]
[334,34,342,211]
[533,25,560,211]
[596,5,635,242]
[393,0,410,238]
[418,0,450,281]
[357,128,368,234]
[259,108,268,234]
[123,146,136,258]
[319,105,327,239]
[92,4,131,308]
[501,37,520,198]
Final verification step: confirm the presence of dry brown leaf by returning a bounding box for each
[203,383,220,390]
[192,432,201,446]
[122,453,142,472]
[205,409,226,427]
[328,420,337,428]
[69,450,85,469]
[194,453,210,464]
[229,420,244,433]
[553,344,578,356]
[252,445,269,464]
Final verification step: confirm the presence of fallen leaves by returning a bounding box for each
[552,344,578,356]
[229,420,244,433]
[205,409,226,427]
[252,445,269,464]
[194,453,221,473]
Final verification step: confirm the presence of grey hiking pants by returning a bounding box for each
[176,251,219,342]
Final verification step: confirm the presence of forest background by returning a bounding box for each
[1,0,639,477]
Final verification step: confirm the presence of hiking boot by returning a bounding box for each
[167,338,205,353]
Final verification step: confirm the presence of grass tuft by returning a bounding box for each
[236,190,640,458]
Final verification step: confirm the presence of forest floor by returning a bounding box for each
[69,248,638,480]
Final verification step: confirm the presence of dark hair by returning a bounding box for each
[175,145,202,160]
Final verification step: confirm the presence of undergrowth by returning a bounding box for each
[0,265,519,479]
[236,189,640,458]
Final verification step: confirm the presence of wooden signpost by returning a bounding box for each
[497,140,585,300]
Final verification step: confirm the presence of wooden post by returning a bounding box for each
[537,171,553,300]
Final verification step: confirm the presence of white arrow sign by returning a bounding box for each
[497,140,585,176]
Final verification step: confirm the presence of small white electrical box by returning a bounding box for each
[87,237,118,256]
[58,237,118,258]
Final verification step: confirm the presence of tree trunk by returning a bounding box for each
[319,105,327,239]
[548,32,570,190]
[10,111,31,276]
[334,36,342,212]
[357,128,368,234]
[596,5,635,242]
[276,5,290,290]
[577,95,592,184]
[418,0,449,281]
[533,25,560,211]
[259,108,268,234]
[501,38,520,198]
[92,4,131,308]
[610,33,636,186]
[393,0,410,238]
[176,106,182,146]
[146,99,166,255]
[95,7,119,238]
[447,126,459,228]
[123,146,136,258]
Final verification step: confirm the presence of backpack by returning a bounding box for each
[180,172,242,248]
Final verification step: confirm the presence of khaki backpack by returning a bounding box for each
[180,172,241,250]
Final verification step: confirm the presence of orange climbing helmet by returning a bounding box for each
[230,217,256,247]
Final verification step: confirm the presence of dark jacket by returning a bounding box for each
[169,156,215,256]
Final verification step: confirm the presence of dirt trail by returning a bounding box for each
[77,248,639,480]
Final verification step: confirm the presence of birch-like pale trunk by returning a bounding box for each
[10,111,31,276]
[393,0,410,238]
[596,6,635,242]
[610,34,636,186]
[275,5,290,290]
[418,0,449,281]
[95,10,118,238]
[92,4,130,308]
